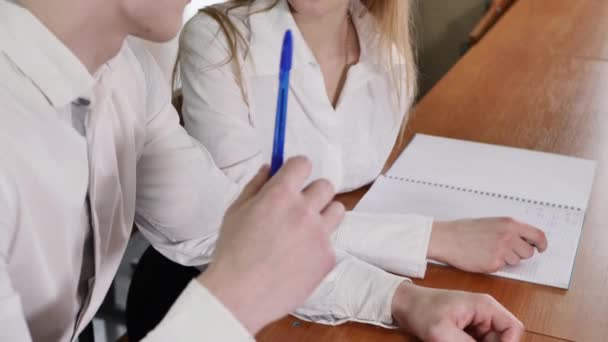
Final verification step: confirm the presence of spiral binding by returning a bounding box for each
[384,175,582,212]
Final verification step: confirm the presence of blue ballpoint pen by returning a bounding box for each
[270,30,293,176]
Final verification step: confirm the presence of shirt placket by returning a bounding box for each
[70,95,97,342]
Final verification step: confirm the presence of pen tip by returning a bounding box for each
[280,30,293,71]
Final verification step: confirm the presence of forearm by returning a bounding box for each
[293,250,408,328]
[144,279,254,341]
[390,281,420,326]
[196,265,268,334]
[0,263,34,342]
[332,212,433,278]
[427,220,450,262]
[135,135,240,266]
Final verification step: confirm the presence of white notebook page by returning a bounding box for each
[356,134,596,289]
[387,134,596,210]
[356,176,585,288]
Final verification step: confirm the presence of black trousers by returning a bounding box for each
[126,247,201,341]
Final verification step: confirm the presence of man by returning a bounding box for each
[0,0,525,341]
[0,0,343,340]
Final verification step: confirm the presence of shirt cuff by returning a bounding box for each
[292,250,410,328]
[333,211,433,278]
[144,280,254,342]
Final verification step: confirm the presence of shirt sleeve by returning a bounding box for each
[0,173,32,342]
[334,212,433,278]
[144,254,409,336]
[144,280,254,342]
[294,250,407,328]
[180,13,264,187]
[179,14,433,278]
[0,260,32,342]
[128,40,240,267]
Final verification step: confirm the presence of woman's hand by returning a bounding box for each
[428,217,548,273]
[391,282,524,342]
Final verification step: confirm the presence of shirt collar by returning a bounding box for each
[247,0,386,75]
[0,0,95,108]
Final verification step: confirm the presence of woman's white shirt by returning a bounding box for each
[180,0,434,328]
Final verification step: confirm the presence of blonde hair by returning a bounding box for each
[362,0,418,105]
[178,0,417,141]
[186,0,417,100]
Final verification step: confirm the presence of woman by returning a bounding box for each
[180,0,548,279]
[126,0,539,339]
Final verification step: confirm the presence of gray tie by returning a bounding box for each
[71,97,96,342]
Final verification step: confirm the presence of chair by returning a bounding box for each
[469,0,517,45]
[126,247,201,341]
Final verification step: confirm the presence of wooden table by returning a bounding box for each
[258,0,608,341]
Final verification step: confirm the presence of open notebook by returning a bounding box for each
[356,134,596,289]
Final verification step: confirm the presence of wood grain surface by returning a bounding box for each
[258,0,608,340]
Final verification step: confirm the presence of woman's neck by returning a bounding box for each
[291,4,351,61]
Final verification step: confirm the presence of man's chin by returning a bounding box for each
[134,25,182,44]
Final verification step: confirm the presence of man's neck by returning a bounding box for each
[19,0,128,74]
[291,4,350,60]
